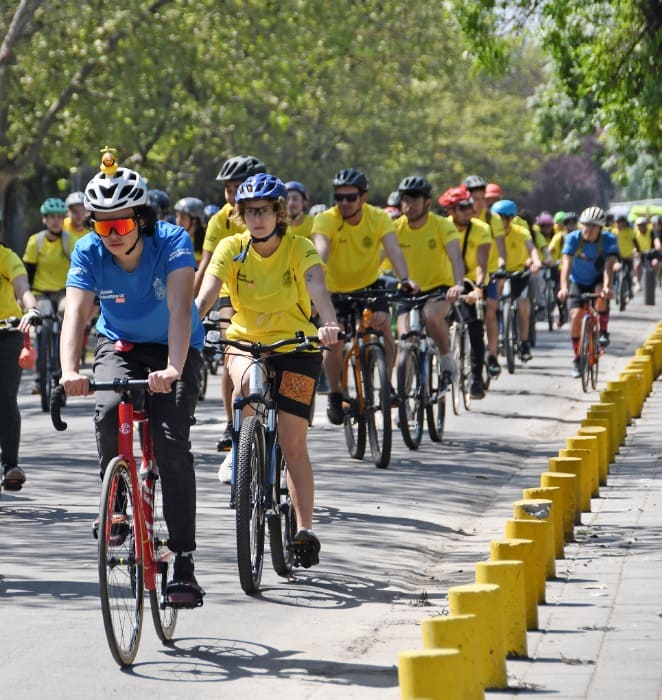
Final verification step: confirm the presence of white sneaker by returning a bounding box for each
[439,352,459,383]
[218,453,232,485]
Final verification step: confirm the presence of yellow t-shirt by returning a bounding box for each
[636,229,652,253]
[312,203,394,292]
[23,231,72,292]
[207,232,321,348]
[616,226,637,258]
[478,208,506,273]
[394,213,461,291]
[287,214,314,240]
[62,217,90,241]
[504,223,533,272]
[451,217,491,284]
[0,245,27,318]
[202,202,246,254]
[548,231,566,263]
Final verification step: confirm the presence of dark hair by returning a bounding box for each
[136,204,158,236]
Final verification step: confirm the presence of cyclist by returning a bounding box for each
[63,191,89,239]
[285,180,314,239]
[311,168,418,425]
[491,199,542,362]
[634,216,651,288]
[0,229,40,492]
[442,185,491,398]
[59,149,205,607]
[196,173,340,567]
[204,203,220,223]
[174,197,206,263]
[484,182,502,210]
[539,211,568,326]
[147,189,171,221]
[613,214,637,300]
[385,190,402,220]
[557,206,619,377]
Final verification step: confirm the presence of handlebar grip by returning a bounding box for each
[50,385,68,431]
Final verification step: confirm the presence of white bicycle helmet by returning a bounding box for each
[579,206,606,227]
[84,166,148,213]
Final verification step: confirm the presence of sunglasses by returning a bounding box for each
[90,217,137,237]
[334,192,360,203]
[244,205,276,218]
[457,202,474,211]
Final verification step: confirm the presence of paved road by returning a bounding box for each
[1,294,659,699]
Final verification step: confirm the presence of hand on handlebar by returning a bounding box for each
[601,285,613,300]
[399,278,420,295]
[148,365,180,393]
[557,286,568,302]
[446,283,464,303]
[318,323,342,347]
[60,371,92,397]
[18,307,41,333]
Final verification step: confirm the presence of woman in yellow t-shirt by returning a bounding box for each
[196,174,340,568]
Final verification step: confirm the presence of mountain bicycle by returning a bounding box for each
[396,293,448,449]
[198,311,223,401]
[36,292,63,412]
[497,270,531,374]
[614,258,633,312]
[51,380,178,667]
[333,289,397,469]
[574,293,602,392]
[204,331,326,595]
[448,297,472,413]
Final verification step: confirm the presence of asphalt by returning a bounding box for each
[486,353,662,698]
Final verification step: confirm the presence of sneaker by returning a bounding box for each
[599,332,610,348]
[470,379,486,400]
[218,452,233,485]
[520,340,532,362]
[439,352,459,384]
[92,513,131,547]
[1,466,26,491]
[487,355,501,378]
[216,423,233,452]
[572,358,581,378]
[326,392,344,425]
[293,528,321,568]
[166,553,205,608]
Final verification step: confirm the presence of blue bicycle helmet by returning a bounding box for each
[40,198,68,215]
[491,199,517,217]
[235,173,287,202]
[285,181,308,199]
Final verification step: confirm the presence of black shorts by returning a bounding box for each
[568,281,600,309]
[331,279,390,327]
[266,351,322,421]
[396,285,448,317]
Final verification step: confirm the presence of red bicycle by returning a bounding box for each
[575,293,602,392]
[51,379,178,666]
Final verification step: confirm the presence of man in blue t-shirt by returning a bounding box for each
[59,150,205,608]
[558,206,619,377]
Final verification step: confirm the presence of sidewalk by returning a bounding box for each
[489,379,662,699]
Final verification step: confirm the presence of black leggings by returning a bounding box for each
[0,331,23,469]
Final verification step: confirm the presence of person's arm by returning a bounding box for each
[304,263,340,346]
[602,255,617,298]
[381,232,411,284]
[496,234,507,269]
[60,286,96,395]
[312,233,330,264]
[526,239,542,273]
[12,274,39,333]
[445,238,466,302]
[193,249,212,297]
[474,242,491,290]
[195,269,223,319]
[558,254,572,301]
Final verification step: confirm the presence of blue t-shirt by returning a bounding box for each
[562,229,620,286]
[66,221,204,349]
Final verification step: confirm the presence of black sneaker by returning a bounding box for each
[326,392,344,425]
[293,529,321,568]
[487,355,501,378]
[470,379,486,400]
[599,332,610,348]
[167,554,205,608]
[2,466,26,492]
[572,358,581,378]
[216,423,233,452]
[520,341,532,362]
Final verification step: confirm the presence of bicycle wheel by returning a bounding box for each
[98,456,143,667]
[590,318,600,390]
[268,446,298,577]
[364,345,392,468]
[546,281,556,332]
[235,415,266,594]
[343,351,366,460]
[449,322,461,415]
[503,303,516,374]
[528,301,537,348]
[397,344,424,449]
[579,314,592,393]
[198,360,208,401]
[618,270,628,311]
[37,324,52,412]
[460,324,472,412]
[147,468,178,643]
[426,350,446,443]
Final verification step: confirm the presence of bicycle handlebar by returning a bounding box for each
[209,332,335,358]
[0,316,21,330]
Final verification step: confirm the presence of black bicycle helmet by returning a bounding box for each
[174,197,206,221]
[462,175,487,191]
[386,191,401,208]
[332,168,369,192]
[216,155,266,182]
[563,211,578,223]
[398,176,432,198]
[147,189,170,215]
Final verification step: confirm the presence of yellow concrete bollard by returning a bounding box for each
[588,403,621,453]
[628,356,653,396]
[490,538,538,630]
[566,435,600,497]
[619,369,644,419]
[557,449,592,513]
[523,486,564,558]
[475,560,527,659]
[540,472,576,542]
[549,456,584,523]
[581,415,615,474]
[577,425,609,486]
[599,390,627,442]
[421,614,484,700]
[398,648,463,700]
[636,345,656,377]
[512,500,556,577]
[643,339,662,377]
[606,379,632,425]
[448,583,507,689]
[504,519,549,603]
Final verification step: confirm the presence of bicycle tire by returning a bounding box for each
[38,324,52,412]
[460,323,472,412]
[342,351,366,460]
[529,301,537,348]
[449,323,461,415]
[147,468,178,643]
[364,345,392,468]
[546,282,556,332]
[198,360,208,401]
[426,350,446,443]
[579,314,592,393]
[235,415,266,594]
[268,446,298,577]
[590,319,600,390]
[503,303,516,374]
[396,344,424,450]
[619,272,628,311]
[98,456,144,667]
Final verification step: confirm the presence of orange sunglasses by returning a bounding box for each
[90,217,137,237]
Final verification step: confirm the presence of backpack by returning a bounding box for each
[36,230,71,260]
